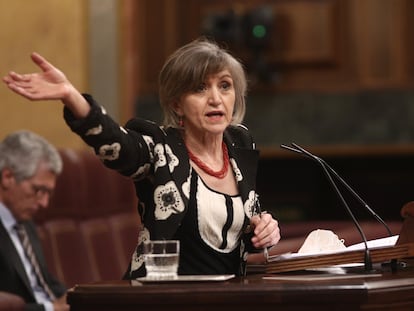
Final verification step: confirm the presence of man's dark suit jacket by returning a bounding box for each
[0,221,66,311]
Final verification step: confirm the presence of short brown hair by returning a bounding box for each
[159,38,247,128]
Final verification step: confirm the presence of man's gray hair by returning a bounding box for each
[0,130,62,182]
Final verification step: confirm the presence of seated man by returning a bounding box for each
[0,130,69,311]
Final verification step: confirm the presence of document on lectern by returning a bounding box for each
[345,235,399,251]
[264,233,414,274]
[268,235,400,262]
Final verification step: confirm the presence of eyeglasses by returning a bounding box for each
[31,184,54,199]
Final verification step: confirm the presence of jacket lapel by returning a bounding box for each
[224,130,260,209]
[0,221,34,297]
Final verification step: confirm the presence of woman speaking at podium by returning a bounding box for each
[3,37,281,278]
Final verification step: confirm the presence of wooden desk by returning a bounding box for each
[67,263,414,311]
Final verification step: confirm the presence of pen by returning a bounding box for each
[256,197,269,263]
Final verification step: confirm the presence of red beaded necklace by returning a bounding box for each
[186,142,229,179]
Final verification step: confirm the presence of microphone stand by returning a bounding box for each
[318,158,393,237]
[293,144,399,270]
[281,143,374,272]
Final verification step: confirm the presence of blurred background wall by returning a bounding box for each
[0,0,120,149]
[1,0,413,150]
[0,0,87,149]
[1,0,413,221]
[127,0,414,152]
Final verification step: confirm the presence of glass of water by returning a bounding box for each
[143,240,180,280]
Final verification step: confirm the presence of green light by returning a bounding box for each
[252,25,266,38]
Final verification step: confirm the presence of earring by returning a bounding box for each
[179,117,184,127]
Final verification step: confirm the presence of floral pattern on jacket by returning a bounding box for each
[64,94,261,278]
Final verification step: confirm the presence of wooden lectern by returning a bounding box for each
[265,205,414,274]
[67,204,414,311]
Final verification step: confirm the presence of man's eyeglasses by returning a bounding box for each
[31,184,54,199]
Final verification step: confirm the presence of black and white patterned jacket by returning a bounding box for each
[64,94,262,278]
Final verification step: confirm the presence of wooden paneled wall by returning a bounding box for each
[2,0,413,148]
[0,0,88,149]
[122,0,414,102]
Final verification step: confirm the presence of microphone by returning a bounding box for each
[280,142,374,271]
[281,143,393,236]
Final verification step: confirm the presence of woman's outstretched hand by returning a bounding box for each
[3,52,72,101]
[3,52,90,118]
